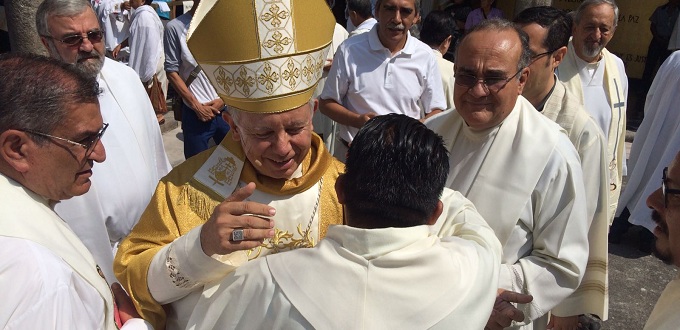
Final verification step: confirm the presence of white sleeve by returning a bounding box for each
[147,225,249,304]
[497,139,590,323]
[319,44,349,103]
[129,12,161,83]
[421,53,447,113]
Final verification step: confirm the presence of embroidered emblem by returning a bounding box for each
[248,225,316,259]
[235,66,255,96]
[260,3,289,28]
[166,247,192,288]
[208,156,237,186]
[214,66,233,94]
[257,62,280,94]
[301,55,315,85]
[263,30,292,55]
[282,58,300,89]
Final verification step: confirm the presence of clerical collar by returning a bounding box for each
[535,79,557,112]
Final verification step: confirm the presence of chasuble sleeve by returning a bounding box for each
[497,139,590,324]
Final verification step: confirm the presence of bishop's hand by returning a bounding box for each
[199,182,276,256]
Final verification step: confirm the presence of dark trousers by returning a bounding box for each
[181,103,230,159]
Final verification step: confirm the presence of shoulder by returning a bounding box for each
[166,15,187,31]
[339,32,369,52]
[102,57,143,80]
[162,145,218,186]
[424,108,460,132]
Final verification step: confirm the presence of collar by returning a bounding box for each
[356,17,377,31]
[368,24,415,55]
[535,76,557,112]
[325,225,431,260]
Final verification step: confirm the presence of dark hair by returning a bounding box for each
[0,53,100,142]
[513,6,572,53]
[420,10,456,47]
[457,18,532,72]
[574,0,619,28]
[347,0,373,19]
[375,0,421,16]
[342,114,449,228]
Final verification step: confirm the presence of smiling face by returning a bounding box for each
[41,7,105,78]
[227,103,314,179]
[647,153,680,268]
[26,102,106,201]
[572,3,616,63]
[376,0,420,53]
[453,29,527,130]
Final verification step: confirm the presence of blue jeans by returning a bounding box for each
[181,103,230,159]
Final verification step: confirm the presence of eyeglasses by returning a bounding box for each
[23,123,109,158]
[44,30,104,46]
[530,49,558,62]
[662,167,680,208]
[454,67,525,94]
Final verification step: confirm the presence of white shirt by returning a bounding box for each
[348,17,377,37]
[320,25,446,142]
[129,5,164,83]
[188,189,501,330]
[92,0,130,52]
[433,49,455,110]
[55,58,172,285]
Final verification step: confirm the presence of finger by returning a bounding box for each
[228,214,275,229]
[487,310,513,329]
[499,291,534,304]
[229,228,275,242]
[225,182,257,202]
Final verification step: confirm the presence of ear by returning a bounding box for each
[0,130,34,173]
[222,112,241,141]
[442,35,452,53]
[40,36,51,53]
[426,200,444,226]
[312,98,319,113]
[517,67,529,95]
[552,46,568,68]
[335,174,346,204]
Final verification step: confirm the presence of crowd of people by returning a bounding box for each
[2,0,680,329]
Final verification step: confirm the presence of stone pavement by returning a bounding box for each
[159,114,678,329]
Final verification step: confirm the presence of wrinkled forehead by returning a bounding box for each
[47,7,99,33]
[456,32,521,73]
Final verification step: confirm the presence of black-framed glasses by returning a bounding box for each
[44,30,104,46]
[23,123,109,158]
[454,67,525,94]
[662,167,680,208]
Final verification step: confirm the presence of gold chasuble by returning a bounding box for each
[115,132,343,329]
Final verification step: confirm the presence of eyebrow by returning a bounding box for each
[457,67,508,76]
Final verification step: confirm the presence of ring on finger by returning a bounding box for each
[231,228,245,242]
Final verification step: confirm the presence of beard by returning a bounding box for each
[47,40,104,79]
[580,39,606,59]
[651,210,674,265]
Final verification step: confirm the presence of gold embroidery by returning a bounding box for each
[235,66,255,96]
[260,3,289,28]
[282,58,300,89]
[208,156,237,186]
[301,55,315,85]
[247,225,316,259]
[263,30,292,54]
[214,66,233,94]
[257,62,280,94]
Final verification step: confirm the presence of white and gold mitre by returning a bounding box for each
[187,0,335,113]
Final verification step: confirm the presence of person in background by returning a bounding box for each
[464,0,502,30]
[347,0,377,37]
[420,9,456,109]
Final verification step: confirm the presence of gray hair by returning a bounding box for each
[0,53,100,143]
[36,0,93,37]
[574,0,619,28]
[457,18,532,73]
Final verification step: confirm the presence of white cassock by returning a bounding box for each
[129,4,167,94]
[0,174,151,330]
[559,40,628,223]
[187,188,502,330]
[426,97,590,330]
[55,58,172,284]
[617,51,680,232]
[644,274,680,330]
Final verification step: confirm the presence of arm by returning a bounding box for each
[128,12,161,83]
[498,140,590,324]
[319,98,376,128]
[421,52,447,118]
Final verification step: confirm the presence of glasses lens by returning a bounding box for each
[88,30,103,43]
[85,123,108,158]
[61,35,83,45]
[455,74,477,88]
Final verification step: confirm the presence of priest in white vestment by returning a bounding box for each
[0,53,150,330]
[617,51,680,233]
[515,7,610,327]
[187,114,502,330]
[425,19,589,330]
[643,151,680,330]
[421,10,457,110]
[557,0,628,225]
[37,0,172,285]
[114,2,345,329]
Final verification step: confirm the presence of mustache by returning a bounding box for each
[77,48,103,61]
[652,210,668,232]
[387,23,406,30]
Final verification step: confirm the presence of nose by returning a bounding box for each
[647,187,664,211]
[271,132,293,156]
[79,37,94,53]
[467,80,490,97]
[89,139,107,163]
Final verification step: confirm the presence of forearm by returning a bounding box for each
[424,108,443,120]
[167,71,201,109]
[318,98,365,128]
